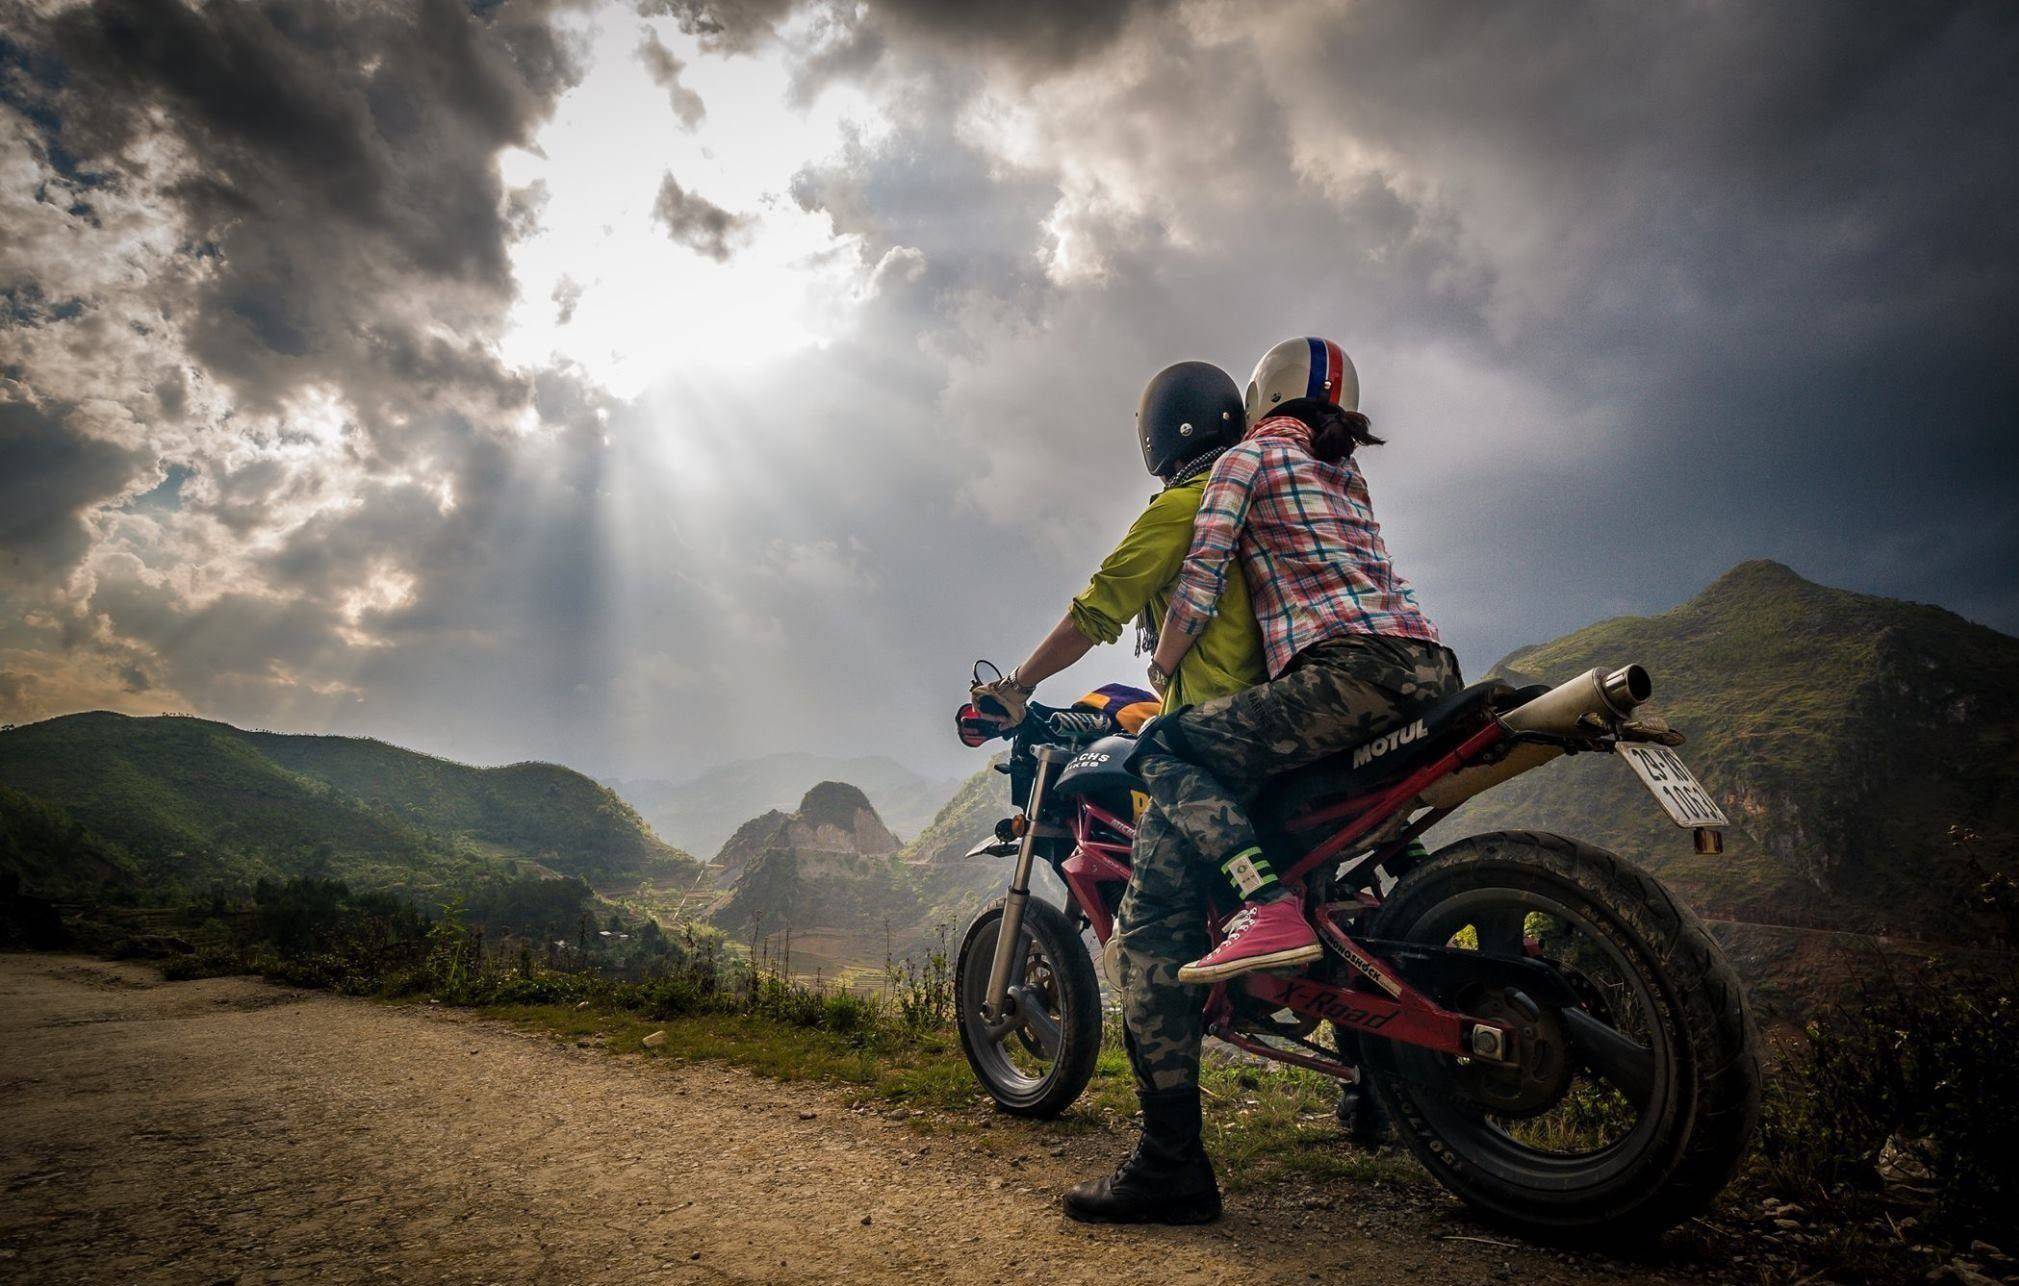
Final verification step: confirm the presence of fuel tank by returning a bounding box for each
[1050,733,1142,799]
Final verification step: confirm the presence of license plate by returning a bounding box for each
[1616,744,1730,828]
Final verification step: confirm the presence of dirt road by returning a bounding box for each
[0,955,1725,1284]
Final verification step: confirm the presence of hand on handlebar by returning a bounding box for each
[969,660,1032,729]
[970,677,1030,728]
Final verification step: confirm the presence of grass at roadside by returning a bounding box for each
[478,999,1422,1195]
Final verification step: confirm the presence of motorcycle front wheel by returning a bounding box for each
[955,895,1102,1118]
[1370,831,1761,1243]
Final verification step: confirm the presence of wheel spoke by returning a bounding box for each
[1561,1007,1655,1106]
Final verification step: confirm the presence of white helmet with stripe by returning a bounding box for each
[1244,337,1359,423]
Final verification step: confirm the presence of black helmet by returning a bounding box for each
[1136,360,1244,478]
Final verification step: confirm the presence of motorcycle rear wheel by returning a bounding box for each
[955,896,1102,1118]
[1369,831,1760,1242]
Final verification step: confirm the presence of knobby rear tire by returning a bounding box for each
[1370,831,1761,1243]
[955,895,1103,1118]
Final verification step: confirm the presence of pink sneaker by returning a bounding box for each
[1177,898,1322,984]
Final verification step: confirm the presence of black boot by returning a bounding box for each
[1336,1076,1391,1147]
[1062,1087,1222,1225]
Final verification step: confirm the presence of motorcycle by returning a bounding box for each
[949,660,1760,1240]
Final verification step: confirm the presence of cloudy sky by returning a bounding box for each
[2,0,2014,780]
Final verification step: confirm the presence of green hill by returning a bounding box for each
[1451,561,2019,941]
[241,728,688,884]
[0,784,142,901]
[0,713,696,899]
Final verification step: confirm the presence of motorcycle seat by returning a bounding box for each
[1047,679,1549,824]
[1252,679,1547,838]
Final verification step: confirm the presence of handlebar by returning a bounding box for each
[959,661,1123,753]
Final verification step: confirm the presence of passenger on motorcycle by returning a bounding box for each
[1057,338,1465,1226]
[1144,337,1461,982]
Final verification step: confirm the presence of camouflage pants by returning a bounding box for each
[1114,634,1461,1091]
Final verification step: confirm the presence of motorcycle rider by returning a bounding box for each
[971,360,1265,725]
[972,362,1268,1227]
[1058,338,1463,1224]
[973,361,1267,722]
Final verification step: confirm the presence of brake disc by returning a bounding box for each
[1450,986,1571,1118]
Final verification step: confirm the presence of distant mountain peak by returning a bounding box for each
[610,756,961,857]
[1708,558,1808,588]
[712,809,790,868]
[798,780,877,825]
[707,779,912,935]
[1687,558,1833,606]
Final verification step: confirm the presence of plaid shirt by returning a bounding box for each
[1165,415,1441,676]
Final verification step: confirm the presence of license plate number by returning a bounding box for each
[1617,744,1729,828]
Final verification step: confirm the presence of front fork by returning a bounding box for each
[980,744,1066,1023]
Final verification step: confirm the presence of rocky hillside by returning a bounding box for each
[0,713,697,898]
[887,758,1083,947]
[895,759,1009,867]
[1452,561,2019,942]
[709,783,918,936]
[712,809,791,888]
[611,754,961,856]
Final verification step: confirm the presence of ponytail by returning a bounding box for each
[1265,396,1385,463]
[1308,409,1384,463]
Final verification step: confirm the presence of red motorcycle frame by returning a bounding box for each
[1047,714,1529,1076]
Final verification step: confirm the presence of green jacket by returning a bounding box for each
[1068,475,1267,713]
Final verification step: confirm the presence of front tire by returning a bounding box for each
[1370,831,1760,1242]
[955,895,1102,1118]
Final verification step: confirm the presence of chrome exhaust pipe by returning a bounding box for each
[1418,665,1651,809]
[1500,665,1651,738]
[1601,664,1652,713]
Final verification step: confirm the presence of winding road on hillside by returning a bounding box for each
[0,955,1724,1285]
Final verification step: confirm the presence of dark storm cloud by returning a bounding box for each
[1288,1,2019,361]
[789,108,1057,305]
[1248,0,2019,643]
[0,0,598,728]
[651,173,751,261]
[0,397,142,586]
[29,0,580,414]
[854,0,1175,68]
[633,0,794,54]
